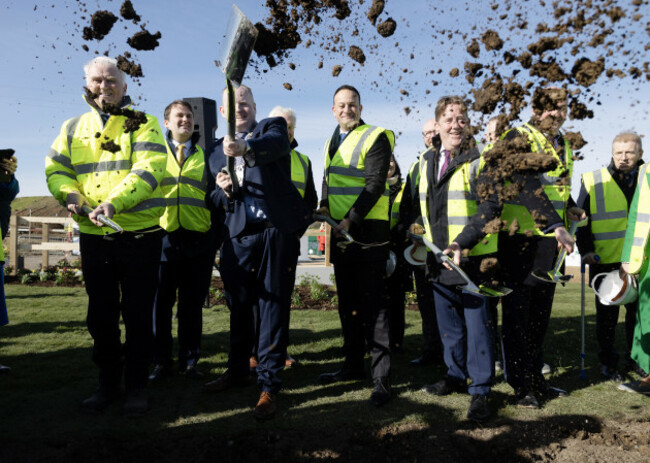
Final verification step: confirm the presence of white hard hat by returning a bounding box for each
[592,270,638,306]
[404,243,427,267]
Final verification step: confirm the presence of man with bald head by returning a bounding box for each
[422,118,437,148]
[203,85,313,420]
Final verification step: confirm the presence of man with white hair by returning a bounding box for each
[45,56,168,415]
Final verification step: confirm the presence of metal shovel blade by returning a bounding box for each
[531,268,573,285]
[408,232,510,298]
[216,4,258,86]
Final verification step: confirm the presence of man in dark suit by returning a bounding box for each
[316,85,394,407]
[202,85,312,420]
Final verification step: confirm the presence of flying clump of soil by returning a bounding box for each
[127,28,162,51]
[481,30,503,51]
[120,0,141,23]
[117,54,143,78]
[367,0,385,25]
[283,82,293,90]
[376,18,396,37]
[571,57,605,87]
[101,140,121,153]
[332,65,343,76]
[348,45,366,65]
[82,10,118,41]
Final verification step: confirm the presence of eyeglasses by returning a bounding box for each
[422,130,436,137]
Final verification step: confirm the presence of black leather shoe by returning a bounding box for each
[467,394,490,422]
[539,386,568,400]
[0,363,10,374]
[82,388,119,412]
[318,368,366,385]
[516,391,539,409]
[409,350,437,367]
[182,365,205,380]
[203,370,250,393]
[124,389,148,416]
[149,364,170,381]
[369,377,391,407]
[601,366,624,382]
[421,378,465,396]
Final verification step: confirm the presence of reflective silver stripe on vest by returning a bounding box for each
[633,237,645,247]
[540,173,559,185]
[593,210,627,220]
[165,197,207,208]
[66,116,81,155]
[132,169,158,190]
[448,216,470,225]
[519,125,543,153]
[132,141,167,154]
[551,200,564,210]
[47,149,74,171]
[391,211,399,219]
[293,181,306,190]
[325,165,365,178]
[161,176,205,191]
[47,170,77,181]
[419,191,427,202]
[637,213,650,223]
[74,159,132,175]
[123,197,166,213]
[349,126,379,168]
[329,186,389,196]
[593,230,626,241]
[447,190,470,200]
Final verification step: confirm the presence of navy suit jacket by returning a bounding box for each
[207,117,313,238]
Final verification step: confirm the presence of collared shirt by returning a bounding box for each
[437,145,453,180]
[235,131,269,222]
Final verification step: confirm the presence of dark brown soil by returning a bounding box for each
[466,39,480,58]
[367,0,384,26]
[481,30,504,51]
[376,18,396,37]
[571,57,605,87]
[82,10,117,41]
[100,141,121,153]
[117,54,143,78]
[127,28,161,51]
[120,0,140,23]
[348,45,366,64]
[332,65,343,76]
[282,82,293,91]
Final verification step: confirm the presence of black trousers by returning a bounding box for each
[220,226,298,394]
[595,297,637,370]
[334,258,391,379]
[152,250,215,368]
[80,230,162,391]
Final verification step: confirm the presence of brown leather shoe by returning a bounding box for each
[203,370,250,393]
[253,391,277,420]
[285,354,297,368]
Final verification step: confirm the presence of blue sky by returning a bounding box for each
[1,0,649,200]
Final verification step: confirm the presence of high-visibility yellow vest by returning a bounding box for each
[499,123,573,236]
[324,125,395,221]
[582,168,629,264]
[624,163,650,274]
[418,150,497,255]
[159,142,210,233]
[45,96,167,235]
[390,183,405,230]
[291,149,310,199]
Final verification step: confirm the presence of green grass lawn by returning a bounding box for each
[0,283,648,452]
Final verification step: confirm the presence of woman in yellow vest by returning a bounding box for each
[619,158,650,395]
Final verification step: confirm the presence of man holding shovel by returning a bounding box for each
[203,85,312,420]
[493,87,583,409]
[413,96,502,422]
[45,56,168,415]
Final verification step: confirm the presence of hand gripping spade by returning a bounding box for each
[531,217,588,285]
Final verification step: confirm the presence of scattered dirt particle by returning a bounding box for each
[101,141,120,153]
[480,257,499,273]
[449,68,459,77]
[82,10,118,41]
[564,131,587,151]
[120,0,140,22]
[348,45,366,65]
[332,65,343,77]
[127,28,161,51]
[117,55,143,78]
[376,18,396,37]
[367,0,384,26]
[283,82,293,91]
[467,39,480,58]
[571,57,605,87]
[481,30,503,51]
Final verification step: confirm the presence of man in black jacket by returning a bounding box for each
[414,96,501,422]
[577,132,645,381]
[316,85,394,407]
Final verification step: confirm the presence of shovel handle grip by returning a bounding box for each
[313,213,354,242]
[80,205,123,233]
